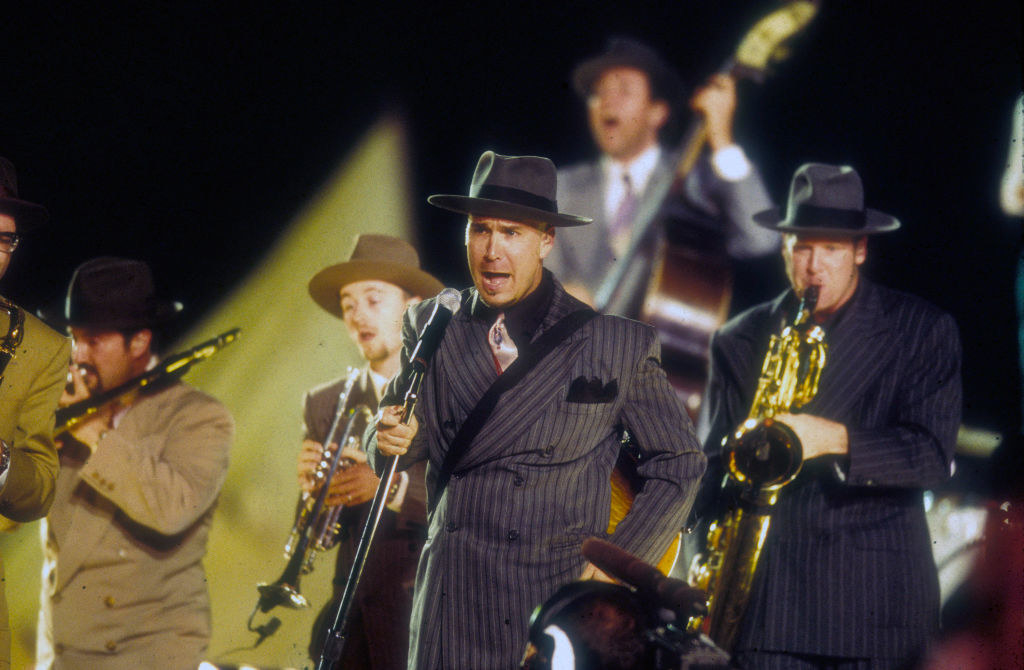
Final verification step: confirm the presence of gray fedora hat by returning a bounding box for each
[0,157,49,230]
[308,234,444,320]
[428,151,592,228]
[754,163,901,235]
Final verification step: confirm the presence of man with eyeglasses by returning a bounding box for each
[0,157,70,670]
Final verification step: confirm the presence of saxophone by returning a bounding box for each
[689,286,826,651]
[0,295,25,387]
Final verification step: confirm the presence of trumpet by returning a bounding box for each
[689,286,826,650]
[57,328,240,432]
[254,368,374,615]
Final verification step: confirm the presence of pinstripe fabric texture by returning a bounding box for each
[701,278,962,663]
[369,279,706,669]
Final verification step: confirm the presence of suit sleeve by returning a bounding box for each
[79,391,234,535]
[606,326,706,564]
[0,335,70,522]
[843,311,962,489]
[367,303,432,475]
[681,153,778,259]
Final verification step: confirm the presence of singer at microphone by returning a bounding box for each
[367,151,704,670]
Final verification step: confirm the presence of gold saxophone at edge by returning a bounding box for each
[0,295,25,387]
[688,286,827,651]
[255,367,374,613]
[55,328,240,433]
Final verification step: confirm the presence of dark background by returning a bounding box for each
[2,1,1021,446]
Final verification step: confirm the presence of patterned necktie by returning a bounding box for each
[609,173,636,258]
[488,313,518,373]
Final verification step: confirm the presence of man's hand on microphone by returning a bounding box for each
[376,405,418,456]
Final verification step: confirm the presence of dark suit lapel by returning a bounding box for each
[449,285,591,470]
[804,279,894,418]
[439,303,499,416]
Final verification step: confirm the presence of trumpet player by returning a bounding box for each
[699,163,962,669]
[300,235,439,669]
[0,158,69,670]
[37,257,234,669]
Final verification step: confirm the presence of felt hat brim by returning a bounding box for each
[427,194,592,228]
[309,260,445,320]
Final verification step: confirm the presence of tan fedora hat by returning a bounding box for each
[308,234,444,319]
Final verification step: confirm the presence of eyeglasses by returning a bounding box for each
[0,233,20,254]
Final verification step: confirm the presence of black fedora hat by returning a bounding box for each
[753,163,901,235]
[0,157,49,231]
[571,37,685,103]
[308,234,445,320]
[428,151,592,228]
[57,257,183,330]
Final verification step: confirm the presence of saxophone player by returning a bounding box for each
[301,234,440,669]
[0,158,69,670]
[699,163,962,669]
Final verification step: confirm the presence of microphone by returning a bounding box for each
[398,288,461,420]
[407,288,462,374]
[581,537,708,619]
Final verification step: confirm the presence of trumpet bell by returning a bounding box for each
[256,580,310,611]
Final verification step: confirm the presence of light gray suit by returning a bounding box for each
[38,382,233,670]
[548,151,776,316]
[369,278,706,669]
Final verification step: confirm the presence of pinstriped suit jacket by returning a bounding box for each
[701,278,962,661]
[369,279,705,669]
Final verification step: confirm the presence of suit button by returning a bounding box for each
[445,521,457,533]
[54,644,65,655]
[443,420,456,431]
[513,475,524,487]
[104,596,116,608]
[541,445,554,457]
[105,640,117,652]
[452,471,464,481]
[507,529,519,541]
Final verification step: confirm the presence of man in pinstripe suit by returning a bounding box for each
[372,151,706,669]
[700,163,962,669]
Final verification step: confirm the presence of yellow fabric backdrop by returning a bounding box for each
[0,115,416,669]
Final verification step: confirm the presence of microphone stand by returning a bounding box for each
[315,304,442,669]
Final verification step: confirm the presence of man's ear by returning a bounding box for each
[128,329,153,358]
[539,226,555,260]
[648,100,670,132]
[854,236,868,266]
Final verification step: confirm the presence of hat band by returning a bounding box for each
[475,184,557,213]
[789,203,866,231]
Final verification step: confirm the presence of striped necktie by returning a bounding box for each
[609,173,636,257]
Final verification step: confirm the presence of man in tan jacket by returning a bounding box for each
[0,157,69,670]
[37,257,233,669]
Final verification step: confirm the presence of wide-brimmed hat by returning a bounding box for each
[0,157,49,231]
[308,234,444,319]
[428,151,592,228]
[56,257,183,330]
[571,37,685,103]
[753,163,901,235]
